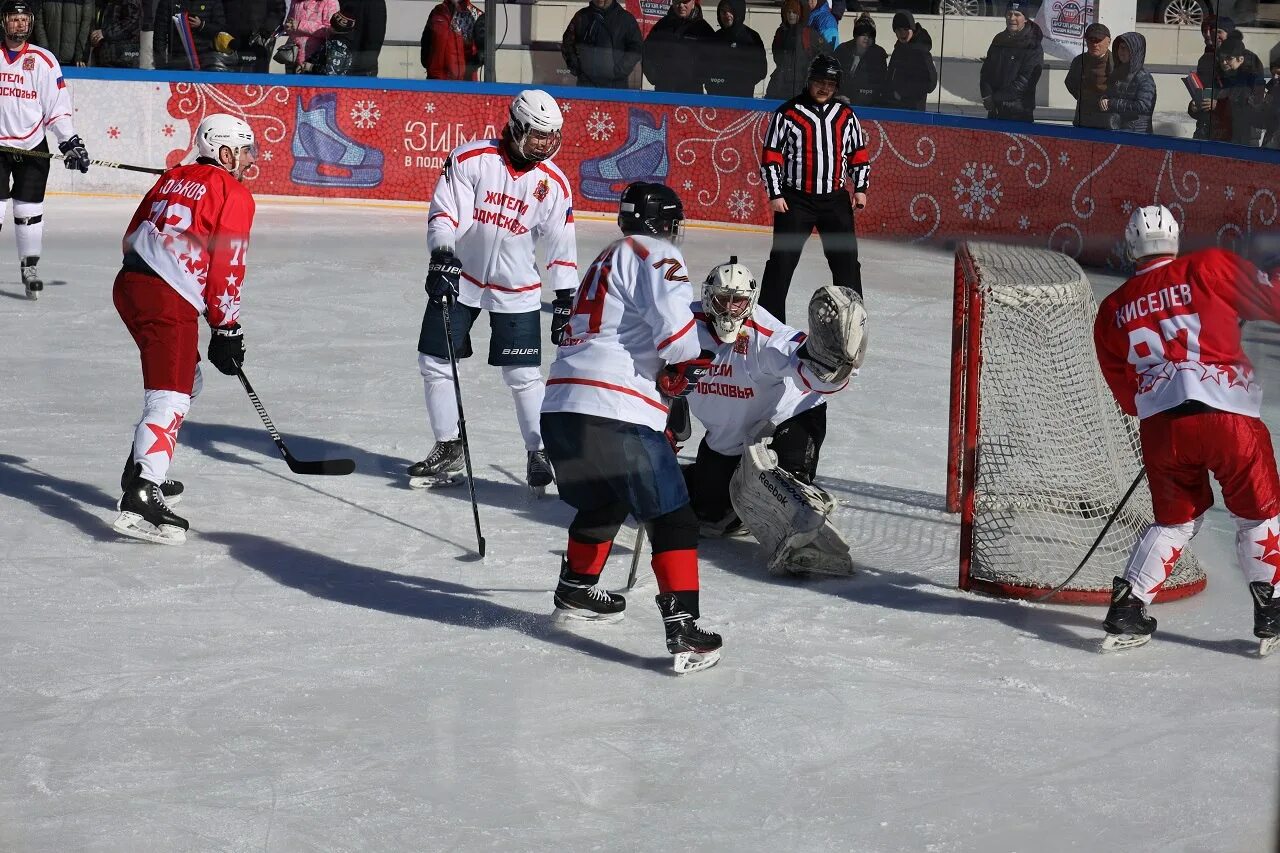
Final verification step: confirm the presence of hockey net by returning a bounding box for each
[947,242,1206,604]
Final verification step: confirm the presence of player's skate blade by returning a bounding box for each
[552,607,625,625]
[673,649,721,673]
[112,512,187,545]
[1100,633,1151,652]
[409,472,466,489]
[1260,636,1279,657]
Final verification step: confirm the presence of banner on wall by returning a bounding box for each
[624,0,700,37]
[1035,0,1096,61]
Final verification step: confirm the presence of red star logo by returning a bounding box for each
[1150,546,1182,595]
[107,126,119,139]
[1256,528,1280,584]
[162,124,175,137]
[144,413,185,459]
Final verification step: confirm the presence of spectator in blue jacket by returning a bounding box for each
[806,0,837,53]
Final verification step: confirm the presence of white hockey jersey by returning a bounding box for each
[689,302,849,455]
[542,235,701,433]
[427,138,577,313]
[0,43,75,150]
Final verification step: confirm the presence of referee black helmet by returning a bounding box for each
[808,54,842,87]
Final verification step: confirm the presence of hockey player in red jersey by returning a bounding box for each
[539,181,722,673]
[1094,205,1280,654]
[414,89,577,494]
[0,0,91,299]
[112,113,257,545]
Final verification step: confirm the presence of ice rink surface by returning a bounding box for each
[1,195,1278,853]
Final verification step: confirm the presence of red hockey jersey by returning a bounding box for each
[122,163,256,329]
[1094,247,1280,419]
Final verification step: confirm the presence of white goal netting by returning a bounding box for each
[951,242,1205,601]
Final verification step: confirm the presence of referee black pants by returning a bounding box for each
[759,187,862,322]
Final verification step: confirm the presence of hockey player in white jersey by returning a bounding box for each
[540,181,722,673]
[0,0,89,299]
[687,258,867,575]
[414,89,577,493]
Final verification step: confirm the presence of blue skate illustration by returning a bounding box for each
[578,108,669,202]
[290,93,384,189]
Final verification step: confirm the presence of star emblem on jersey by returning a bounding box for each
[217,291,239,323]
[1256,529,1280,583]
[144,413,185,459]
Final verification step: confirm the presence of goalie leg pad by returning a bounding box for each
[804,285,868,383]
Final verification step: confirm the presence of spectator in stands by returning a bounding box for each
[38,0,94,65]
[882,12,935,111]
[1209,35,1266,146]
[643,0,714,94]
[703,0,766,97]
[765,0,818,100]
[153,0,226,70]
[214,0,283,72]
[834,13,886,107]
[805,0,836,53]
[277,0,335,72]
[420,0,481,80]
[1065,22,1110,129]
[298,8,356,73]
[339,0,384,75]
[1261,54,1280,148]
[561,0,642,89]
[979,0,1043,123]
[1098,32,1154,133]
[1189,15,1238,140]
[87,0,142,67]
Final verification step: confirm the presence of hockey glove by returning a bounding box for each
[208,324,245,375]
[426,248,463,306]
[58,135,89,173]
[658,351,714,398]
[550,289,574,345]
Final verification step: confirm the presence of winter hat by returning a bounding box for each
[1219,35,1247,59]
[330,10,355,31]
[891,11,913,30]
[1083,22,1109,40]
[853,12,875,38]
[1005,0,1039,16]
[1215,15,1236,32]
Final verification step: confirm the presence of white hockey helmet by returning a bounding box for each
[195,113,257,174]
[703,256,759,343]
[508,90,563,163]
[1125,204,1180,261]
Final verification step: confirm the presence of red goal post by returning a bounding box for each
[946,242,1206,604]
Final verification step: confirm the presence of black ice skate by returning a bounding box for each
[527,449,554,497]
[1101,576,1157,652]
[655,593,722,673]
[408,439,465,488]
[553,558,626,624]
[113,472,189,545]
[21,256,41,300]
[1249,582,1280,657]
[118,458,184,508]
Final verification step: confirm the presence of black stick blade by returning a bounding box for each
[284,455,356,476]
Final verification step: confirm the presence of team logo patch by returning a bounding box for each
[533,178,549,202]
[734,333,749,355]
[22,56,33,71]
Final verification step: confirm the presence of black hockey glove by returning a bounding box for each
[59,135,89,173]
[657,351,714,398]
[426,248,463,306]
[550,289,574,345]
[208,324,245,375]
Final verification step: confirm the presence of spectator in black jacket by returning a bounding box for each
[1190,15,1235,139]
[703,0,765,97]
[1213,35,1266,145]
[1261,54,1280,149]
[561,0,642,89]
[883,12,935,111]
[213,0,283,72]
[88,0,142,66]
[1099,31,1154,133]
[765,0,819,100]
[339,0,383,75]
[979,0,1043,122]
[833,13,886,107]
[643,0,713,94]
[153,0,225,69]
[1065,22,1111,129]
[38,0,95,65]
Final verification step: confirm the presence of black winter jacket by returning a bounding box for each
[1104,32,1155,133]
[339,0,385,76]
[642,8,713,93]
[89,0,141,66]
[38,0,95,64]
[980,21,1043,122]
[561,0,642,89]
[765,5,819,101]
[153,0,225,69]
[834,37,887,107]
[883,24,936,111]
[703,0,765,97]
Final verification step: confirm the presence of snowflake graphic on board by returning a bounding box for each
[1121,199,1134,214]
[727,189,754,221]
[162,124,175,137]
[1224,185,1235,200]
[424,102,436,113]
[1058,151,1070,166]
[952,162,1002,222]
[261,150,273,162]
[585,111,615,142]
[350,100,381,129]
[1017,214,1030,230]
[107,127,120,139]
[683,180,693,190]
[561,102,572,112]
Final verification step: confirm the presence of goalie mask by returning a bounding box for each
[508,89,563,163]
[703,256,759,343]
[1125,204,1179,261]
[1,0,33,43]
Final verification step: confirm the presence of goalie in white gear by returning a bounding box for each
[414,89,576,493]
[685,258,867,575]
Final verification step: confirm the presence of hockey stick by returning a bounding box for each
[0,144,164,175]
[442,297,486,558]
[235,368,356,475]
[1036,467,1147,603]
[625,523,646,591]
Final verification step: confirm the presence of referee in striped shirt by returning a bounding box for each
[758,54,870,321]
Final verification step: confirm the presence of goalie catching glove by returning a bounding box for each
[658,351,714,398]
[799,285,867,384]
[425,248,463,305]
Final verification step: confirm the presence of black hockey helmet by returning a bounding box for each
[618,182,684,239]
[1,0,34,41]
[808,54,842,87]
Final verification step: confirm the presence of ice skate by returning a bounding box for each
[578,108,669,202]
[655,593,722,673]
[1249,582,1280,657]
[118,458,183,508]
[113,473,189,545]
[1101,576,1156,652]
[21,257,41,300]
[408,439,465,488]
[526,449,554,497]
[698,509,749,539]
[290,93,384,189]
[553,559,626,624]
